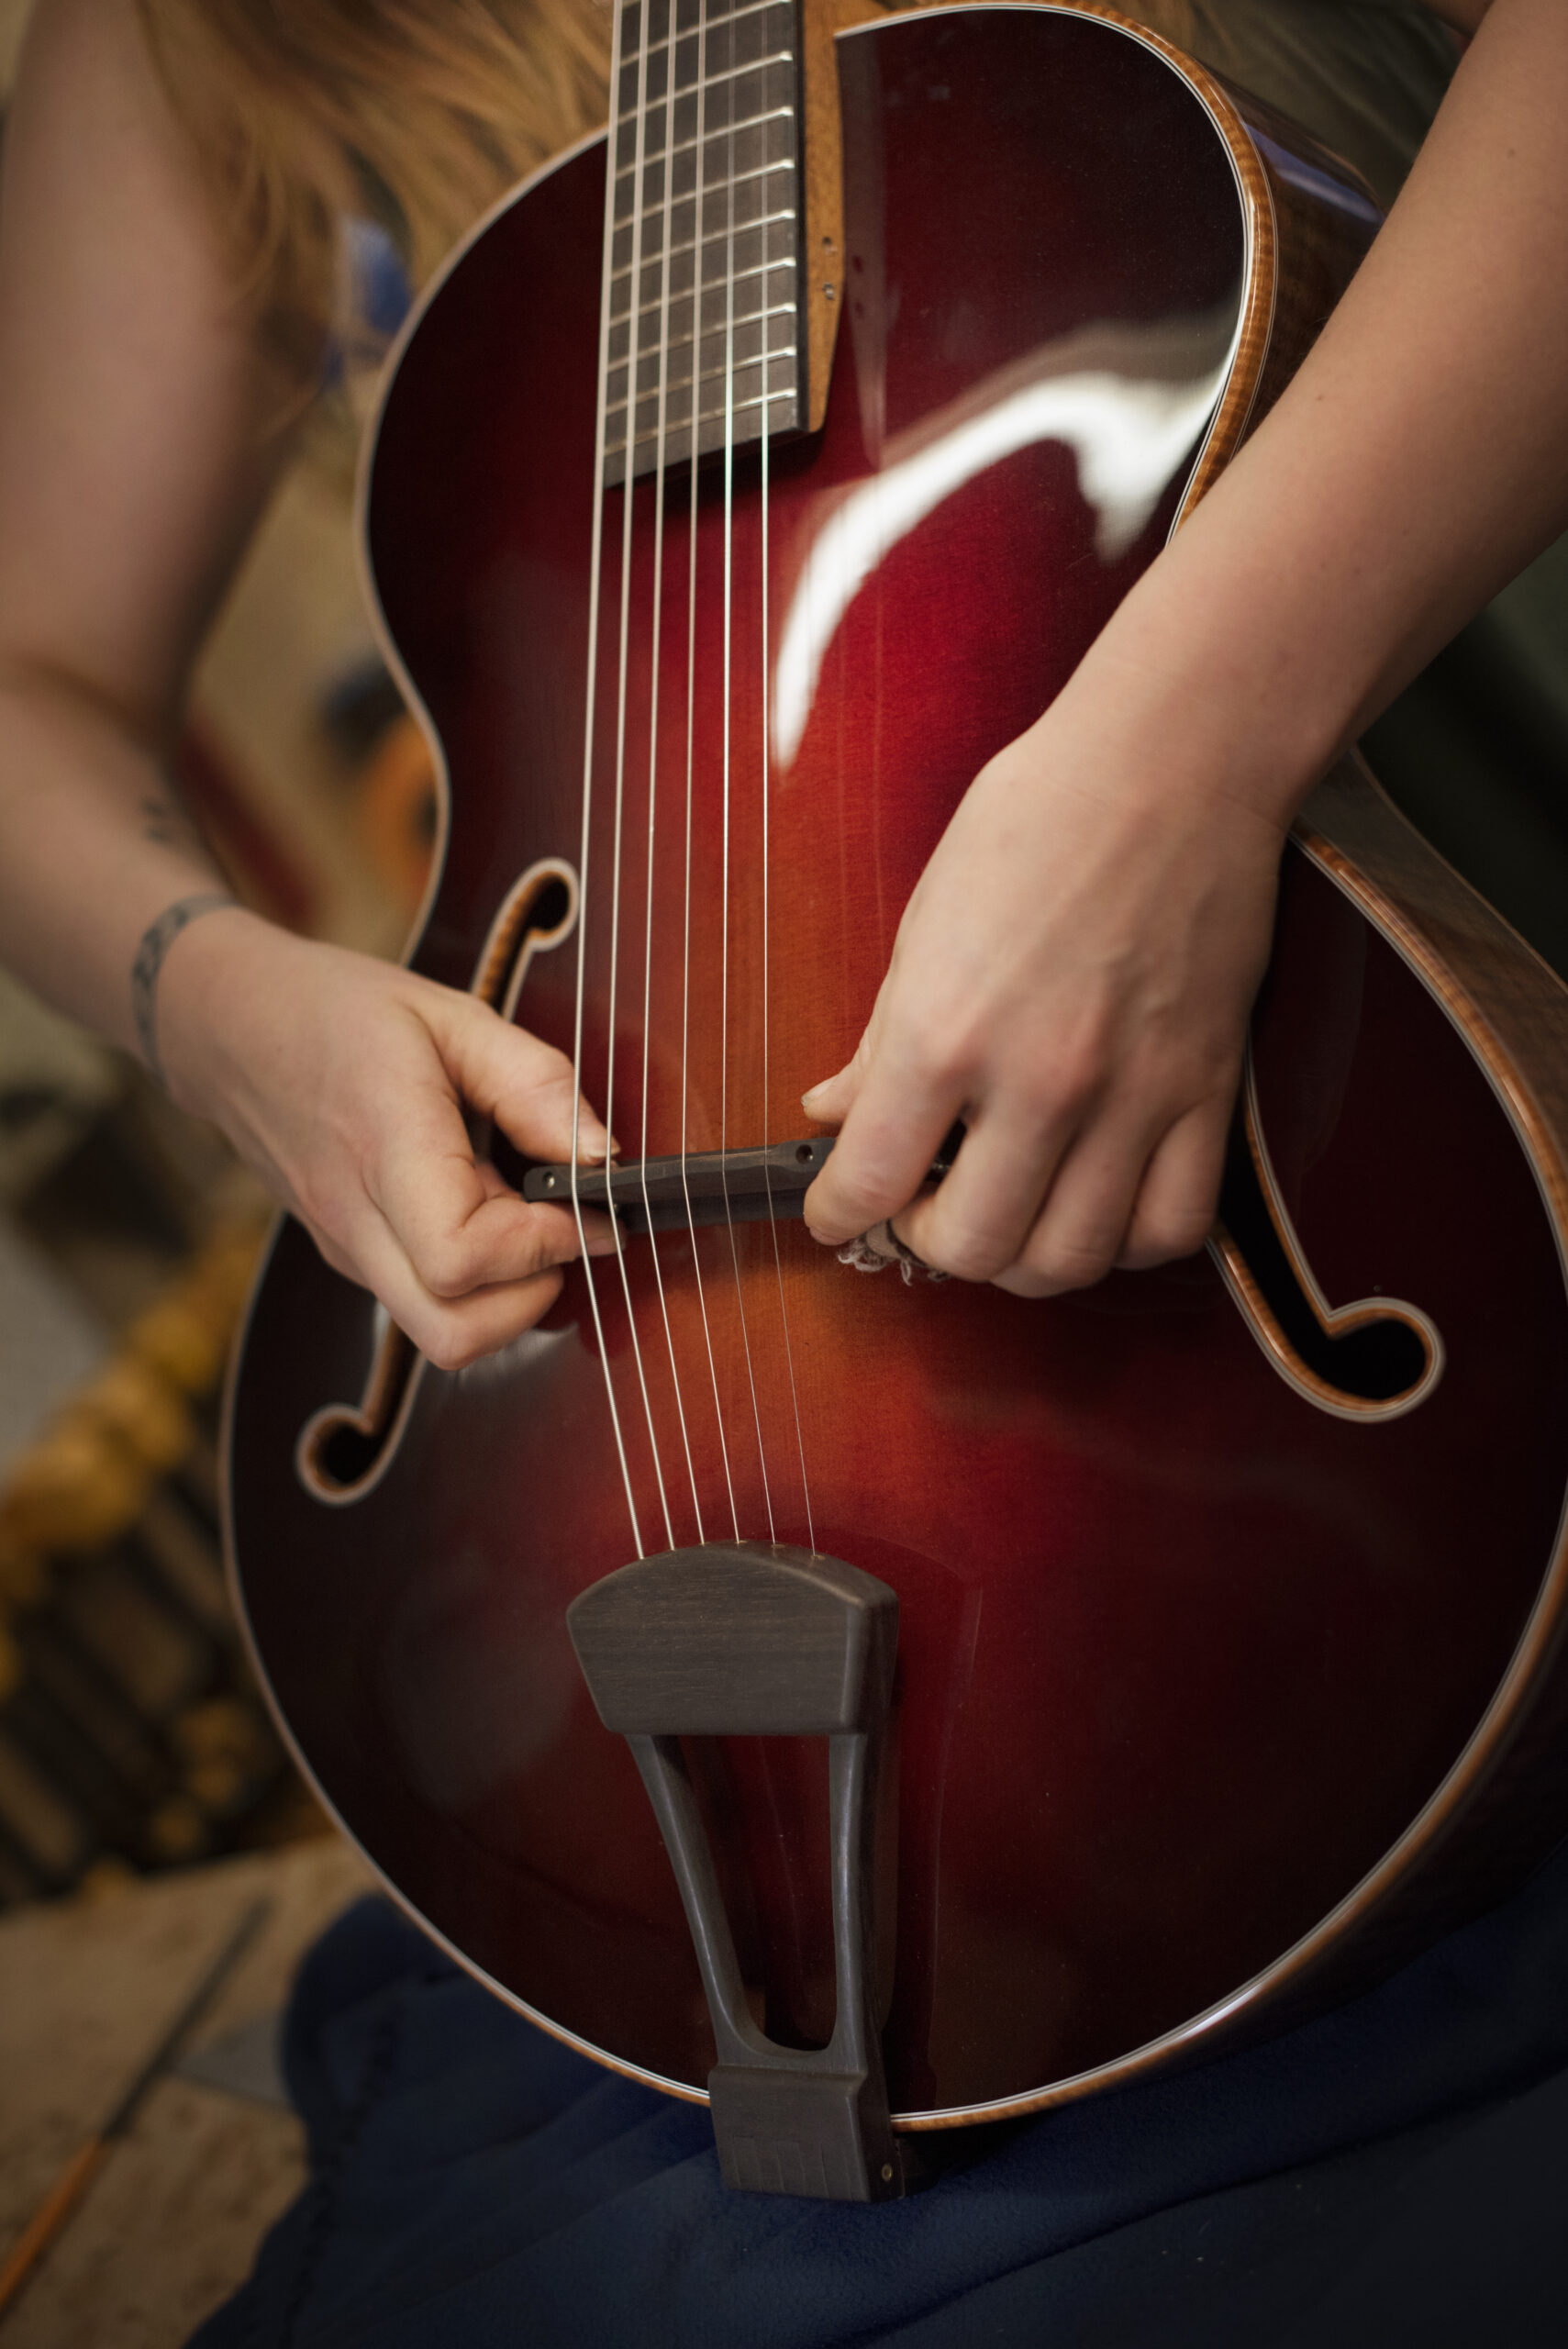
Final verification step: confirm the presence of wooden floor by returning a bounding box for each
[0,1835,372,2346]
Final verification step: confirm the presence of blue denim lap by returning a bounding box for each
[189,1839,1568,2347]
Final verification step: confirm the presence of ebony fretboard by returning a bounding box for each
[604,0,806,486]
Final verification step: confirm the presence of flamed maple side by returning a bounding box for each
[227,4,1568,2134]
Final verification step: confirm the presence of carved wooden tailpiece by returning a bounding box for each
[568,1542,903,2199]
[606,0,807,485]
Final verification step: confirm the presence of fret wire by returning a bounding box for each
[605,414,798,477]
[613,264,793,321]
[619,0,787,67]
[607,0,805,484]
[616,5,792,95]
[604,400,802,477]
[619,46,795,114]
[612,262,797,323]
[607,384,799,442]
[619,149,797,202]
[612,326,800,378]
[608,205,796,283]
[610,296,795,360]
[606,346,800,417]
[607,388,796,434]
[617,47,796,120]
[614,104,794,177]
[613,198,797,269]
[614,208,795,264]
[618,73,795,146]
[612,259,797,320]
[615,150,795,228]
[608,356,796,415]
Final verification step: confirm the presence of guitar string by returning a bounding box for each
[569,0,644,1558]
[635,0,706,1542]
[600,0,678,1553]
[756,33,817,1558]
[606,5,690,1559]
[717,0,778,1542]
[678,0,744,1541]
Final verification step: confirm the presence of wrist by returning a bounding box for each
[1061,554,1351,841]
[143,898,274,1118]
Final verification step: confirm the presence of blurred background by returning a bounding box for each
[0,7,436,2330]
[0,0,444,1920]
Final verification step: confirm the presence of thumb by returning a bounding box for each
[801,1063,856,1124]
[426,990,611,1164]
[805,987,893,1130]
[803,1027,879,1127]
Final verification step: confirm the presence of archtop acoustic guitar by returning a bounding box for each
[227,0,1568,2199]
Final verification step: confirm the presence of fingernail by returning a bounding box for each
[578,1130,619,1165]
[801,1085,828,1110]
[586,1229,621,1255]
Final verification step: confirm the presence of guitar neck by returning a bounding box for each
[605,0,807,485]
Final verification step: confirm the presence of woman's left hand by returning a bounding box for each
[800,675,1287,1295]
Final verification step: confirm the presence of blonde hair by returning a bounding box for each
[134,0,610,373]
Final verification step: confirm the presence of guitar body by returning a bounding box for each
[228,4,1568,2131]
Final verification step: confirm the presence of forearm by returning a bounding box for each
[1063,0,1568,827]
[0,0,322,1079]
[0,665,243,1071]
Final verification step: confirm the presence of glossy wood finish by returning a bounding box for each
[228,6,1568,2125]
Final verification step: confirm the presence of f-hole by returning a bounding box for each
[1209,1052,1442,1420]
[295,858,578,1506]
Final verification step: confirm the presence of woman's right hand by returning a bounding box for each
[156,907,617,1369]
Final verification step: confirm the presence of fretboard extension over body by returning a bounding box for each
[605,0,806,485]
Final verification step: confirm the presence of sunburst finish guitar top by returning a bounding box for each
[228,3,1568,2165]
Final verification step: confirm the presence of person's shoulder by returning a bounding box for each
[11,0,204,213]
[1410,0,1489,33]
[19,0,153,90]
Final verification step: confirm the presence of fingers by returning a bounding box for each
[153,915,623,1370]
[991,1095,1230,1297]
[428,990,612,1166]
[803,1053,964,1249]
[806,1014,1234,1297]
[317,1141,610,1368]
[361,1055,607,1306]
[319,985,618,1368]
[329,1200,569,1371]
[806,988,1116,1283]
[813,1043,1231,1299]
[1117,1101,1230,1269]
[301,1125,580,1372]
[894,1102,1077,1283]
[800,1059,857,1127]
[803,976,982,1245]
